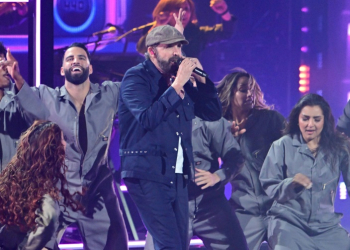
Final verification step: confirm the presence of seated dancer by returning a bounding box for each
[260,93,350,250]
[0,120,82,250]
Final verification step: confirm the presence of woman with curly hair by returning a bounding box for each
[260,94,350,249]
[0,120,81,250]
[217,68,285,250]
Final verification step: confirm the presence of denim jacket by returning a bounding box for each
[119,59,222,185]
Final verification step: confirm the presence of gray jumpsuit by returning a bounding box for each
[14,82,128,250]
[230,109,285,250]
[0,87,59,250]
[187,117,247,250]
[260,134,350,250]
[0,87,43,170]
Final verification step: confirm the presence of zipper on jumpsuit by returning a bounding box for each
[322,176,338,190]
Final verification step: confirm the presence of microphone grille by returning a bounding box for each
[176,57,183,65]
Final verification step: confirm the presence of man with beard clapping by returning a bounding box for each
[7,43,128,250]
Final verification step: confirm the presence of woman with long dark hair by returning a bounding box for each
[0,120,81,250]
[260,94,350,249]
[217,68,285,250]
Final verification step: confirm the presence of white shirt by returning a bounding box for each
[175,137,184,174]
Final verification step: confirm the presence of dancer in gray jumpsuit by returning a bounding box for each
[0,43,44,171]
[5,43,128,250]
[217,69,285,250]
[260,93,350,250]
[145,116,248,250]
[187,116,247,250]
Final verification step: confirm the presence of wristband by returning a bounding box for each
[220,8,229,16]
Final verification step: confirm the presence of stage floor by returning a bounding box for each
[58,240,269,250]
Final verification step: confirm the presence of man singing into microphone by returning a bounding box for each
[119,23,222,249]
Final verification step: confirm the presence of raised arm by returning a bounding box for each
[3,48,49,121]
[191,0,235,49]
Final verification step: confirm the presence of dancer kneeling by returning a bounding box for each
[0,121,82,250]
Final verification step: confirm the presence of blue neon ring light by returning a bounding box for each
[54,0,97,33]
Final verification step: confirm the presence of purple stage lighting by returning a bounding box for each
[301,26,309,32]
[301,7,309,13]
[301,46,308,52]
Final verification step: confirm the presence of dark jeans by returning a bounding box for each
[125,174,188,250]
[145,188,248,250]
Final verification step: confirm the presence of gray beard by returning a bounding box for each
[155,54,179,75]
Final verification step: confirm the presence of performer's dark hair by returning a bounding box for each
[63,42,91,62]
[217,68,272,121]
[0,120,83,232]
[285,93,350,167]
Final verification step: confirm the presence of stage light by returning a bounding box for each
[53,0,97,33]
[299,65,310,93]
[301,27,309,32]
[299,73,310,78]
[301,7,309,13]
[299,79,309,85]
[35,0,41,87]
[301,46,308,52]
[339,182,347,200]
[298,86,309,93]
[58,239,205,249]
[299,65,310,72]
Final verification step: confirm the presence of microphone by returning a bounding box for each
[92,26,117,37]
[132,22,156,32]
[106,23,124,34]
[176,58,208,78]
